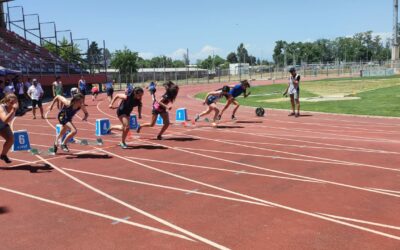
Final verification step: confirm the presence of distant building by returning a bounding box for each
[229,63,249,75]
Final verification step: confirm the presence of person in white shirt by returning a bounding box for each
[3,80,15,95]
[27,79,45,119]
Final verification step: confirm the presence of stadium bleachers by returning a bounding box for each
[0,27,81,74]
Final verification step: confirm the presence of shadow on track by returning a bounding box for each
[0,164,53,173]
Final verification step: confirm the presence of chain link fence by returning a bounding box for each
[107,60,397,91]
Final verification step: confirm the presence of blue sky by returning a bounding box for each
[6,0,393,61]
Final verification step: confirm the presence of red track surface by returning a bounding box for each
[1,80,400,249]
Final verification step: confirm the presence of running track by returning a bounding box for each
[1,81,400,249]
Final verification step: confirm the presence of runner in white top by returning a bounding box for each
[0,94,18,163]
[27,79,45,119]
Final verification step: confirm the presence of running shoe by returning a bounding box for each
[194,114,200,122]
[0,155,11,164]
[231,115,237,120]
[157,135,163,140]
[61,144,69,152]
[288,112,295,116]
[136,125,141,134]
[52,144,58,154]
[119,142,128,149]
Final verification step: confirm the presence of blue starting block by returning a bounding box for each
[56,124,75,143]
[12,130,31,152]
[156,114,164,126]
[96,118,111,136]
[176,108,188,122]
[129,114,139,130]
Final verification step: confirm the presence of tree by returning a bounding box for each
[183,52,190,65]
[237,43,249,63]
[103,48,112,67]
[110,47,139,74]
[43,37,81,63]
[226,52,238,63]
[87,42,102,73]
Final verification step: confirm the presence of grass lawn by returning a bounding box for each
[195,75,400,117]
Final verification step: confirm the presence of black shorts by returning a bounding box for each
[0,123,10,132]
[152,108,167,115]
[32,99,42,108]
[116,109,130,118]
[149,88,156,95]
[80,88,87,95]
[107,88,114,97]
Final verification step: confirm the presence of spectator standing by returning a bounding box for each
[78,76,87,105]
[52,76,64,109]
[3,79,15,95]
[27,79,45,119]
[15,78,27,110]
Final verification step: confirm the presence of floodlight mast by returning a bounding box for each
[392,0,399,64]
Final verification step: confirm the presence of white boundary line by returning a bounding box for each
[127,156,321,183]
[62,167,272,207]
[0,186,193,241]
[97,146,400,241]
[318,213,400,231]
[34,155,229,250]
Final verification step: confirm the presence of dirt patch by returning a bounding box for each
[258,95,361,103]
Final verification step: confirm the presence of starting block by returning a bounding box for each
[78,138,104,146]
[129,114,139,130]
[30,147,56,156]
[56,124,75,143]
[204,118,210,123]
[176,108,188,122]
[156,114,163,126]
[12,130,31,152]
[96,119,111,136]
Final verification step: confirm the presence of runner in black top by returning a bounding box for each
[139,81,179,140]
[49,94,89,153]
[108,87,144,149]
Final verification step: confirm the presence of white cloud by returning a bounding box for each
[165,45,222,62]
[193,45,221,60]
[138,52,154,59]
[372,32,392,41]
[168,48,187,60]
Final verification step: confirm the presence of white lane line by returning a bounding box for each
[216,129,400,154]
[318,213,400,231]
[183,134,400,173]
[235,170,247,175]
[62,167,271,207]
[111,216,131,225]
[217,138,400,155]
[35,155,228,250]
[141,140,400,198]
[127,156,321,183]
[368,188,400,195]
[185,189,199,195]
[175,146,353,166]
[243,129,400,144]
[245,124,400,144]
[97,146,400,241]
[0,186,193,241]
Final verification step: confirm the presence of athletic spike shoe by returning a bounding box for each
[119,142,128,149]
[0,155,11,164]
[61,144,70,152]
